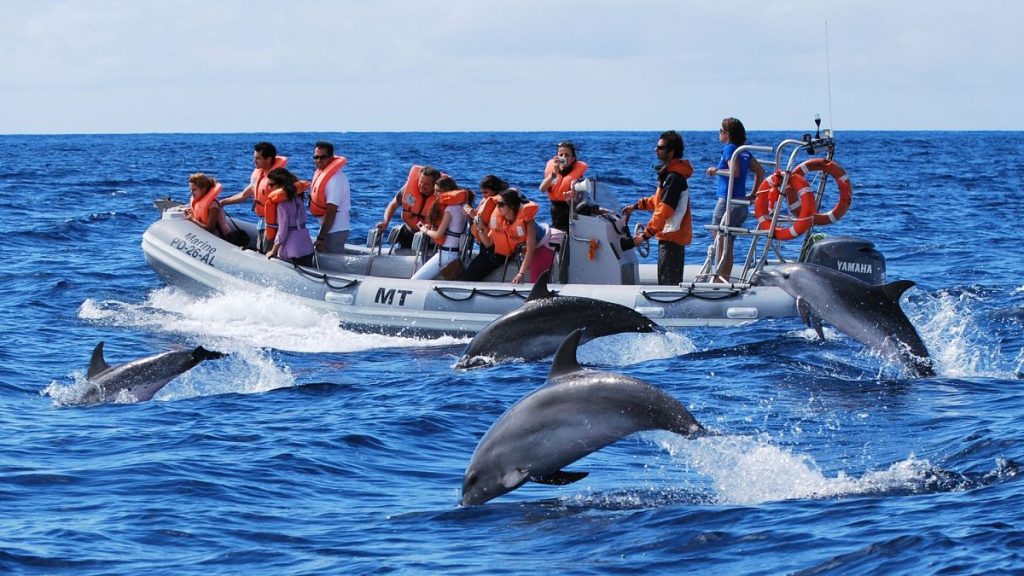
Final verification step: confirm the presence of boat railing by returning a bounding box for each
[697,130,838,284]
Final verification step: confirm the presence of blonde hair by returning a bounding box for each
[188,172,216,192]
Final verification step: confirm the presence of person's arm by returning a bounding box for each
[747,157,765,201]
[220,184,253,206]
[419,210,451,241]
[268,203,290,259]
[513,223,537,284]
[377,190,402,230]
[315,203,337,251]
[539,158,558,193]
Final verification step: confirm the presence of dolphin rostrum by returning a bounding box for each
[460,328,704,506]
[754,262,935,377]
[79,342,224,404]
[455,270,659,369]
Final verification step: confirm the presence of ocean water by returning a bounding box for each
[1,130,1023,575]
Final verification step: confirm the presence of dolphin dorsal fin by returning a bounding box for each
[881,280,916,302]
[526,270,556,302]
[549,328,584,379]
[87,342,111,378]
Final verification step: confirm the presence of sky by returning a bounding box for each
[1,0,1020,134]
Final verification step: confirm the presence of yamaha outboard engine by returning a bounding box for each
[803,235,886,284]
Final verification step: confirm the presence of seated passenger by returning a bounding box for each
[375,165,442,249]
[265,168,315,267]
[460,188,559,284]
[465,174,509,260]
[185,173,240,242]
[411,176,472,280]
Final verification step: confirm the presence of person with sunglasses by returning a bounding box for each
[704,117,764,282]
[539,140,588,232]
[376,165,442,250]
[461,188,558,284]
[622,130,694,285]
[309,141,350,254]
[465,174,509,260]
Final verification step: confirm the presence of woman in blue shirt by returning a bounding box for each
[705,117,764,282]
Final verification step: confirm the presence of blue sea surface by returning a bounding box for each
[1,130,1023,575]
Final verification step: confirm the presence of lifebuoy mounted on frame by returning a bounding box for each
[754,171,816,241]
[793,158,853,225]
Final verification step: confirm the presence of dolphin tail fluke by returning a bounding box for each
[549,328,584,379]
[192,346,225,362]
[525,270,557,302]
[87,342,111,378]
[532,469,589,485]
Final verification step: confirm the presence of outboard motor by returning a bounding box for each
[803,235,886,284]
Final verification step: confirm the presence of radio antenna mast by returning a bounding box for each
[825,21,834,133]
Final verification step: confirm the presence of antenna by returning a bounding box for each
[824,21,834,133]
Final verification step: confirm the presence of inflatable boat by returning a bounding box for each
[142,131,883,336]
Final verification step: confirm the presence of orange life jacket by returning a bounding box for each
[309,156,347,217]
[489,202,539,257]
[399,165,437,230]
[544,159,588,203]
[252,156,288,218]
[430,189,470,246]
[470,196,499,245]
[190,182,229,235]
[634,159,694,245]
[265,181,308,242]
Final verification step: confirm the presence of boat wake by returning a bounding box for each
[79,286,469,354]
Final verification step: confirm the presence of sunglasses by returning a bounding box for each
[494,201,507,207]
[312,154,329,160]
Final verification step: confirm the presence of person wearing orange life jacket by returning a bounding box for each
[264,179,308,244]
[465,174,509,258]
[461,188,560,284]
[539,140,588,232]
[308,141,350,254]
[185,173,232,238]
[221,141,288,253]
[376,165,442,250]
[410,176,472,280]
[622,130,693,285]
[265,168,315,267]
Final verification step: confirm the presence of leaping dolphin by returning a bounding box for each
[460,328,705,506]
[455,271,659,369]
[754,262,935,377]
[79,342,224,405]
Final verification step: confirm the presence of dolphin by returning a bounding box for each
[460,329,705,506]
[455,270,659,369]
[753,262,935,377]
[79,342,224,404]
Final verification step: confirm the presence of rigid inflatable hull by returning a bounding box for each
[141,212,798,336]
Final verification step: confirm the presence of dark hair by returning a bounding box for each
[420,166,441,180]
[435,176,459,192]
[267,167,299,200]
[556,141,577,157]
[499,188,527,219]
[659,130,684,159]
[314,141,334,156]
[721,118,747,146]
[479,174,508,194]
[254,141,277,159]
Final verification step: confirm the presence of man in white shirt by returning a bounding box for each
[309,141,351,253]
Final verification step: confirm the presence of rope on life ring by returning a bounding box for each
[793,158,853,225]
[754,171,816,241]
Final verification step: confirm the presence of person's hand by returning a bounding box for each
[633,234,645,247]
[706,166,717,177]
[512,271,525,284]
[314,238,325,253]
[376,221,387,230]
[621,205,634,218]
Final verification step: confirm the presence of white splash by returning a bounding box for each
[657,433,945,505]
[79,286,468,353]
[909,289,1009,378]
[577,331,697,366]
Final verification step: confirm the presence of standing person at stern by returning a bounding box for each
[622,130,693,286]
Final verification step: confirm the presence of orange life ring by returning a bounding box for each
[793,158,853,225]
[754,171,816,241]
